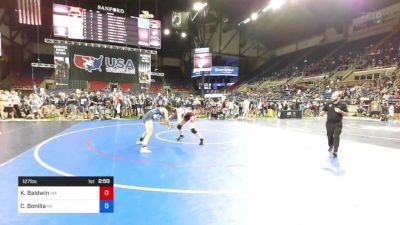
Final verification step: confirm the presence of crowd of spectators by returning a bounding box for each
[0,77,399,122]
[358,41,400,69]
[223,35,400,121]
[2,35,400,122]
[232,72,400,120]
[0,89,200,121]
[254,34,400,81]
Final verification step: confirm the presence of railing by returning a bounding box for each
[10,85,34,90]
[354,63,398,72]
[392,79,400,88]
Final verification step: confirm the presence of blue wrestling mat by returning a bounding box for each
[1,119,400,225]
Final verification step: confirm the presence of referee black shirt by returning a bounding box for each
[322,101,348,122]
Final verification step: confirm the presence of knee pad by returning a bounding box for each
[177,124,182,130]
[191,128,197,134]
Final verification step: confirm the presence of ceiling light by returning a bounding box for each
[193,2,207,11]
[263,0,286,12]
[181,32,187,38]
[251,12,258,20]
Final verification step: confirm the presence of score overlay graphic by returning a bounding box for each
[18,177,114,213]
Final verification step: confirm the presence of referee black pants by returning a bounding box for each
[13,104,23,118]
[326,121,343,153]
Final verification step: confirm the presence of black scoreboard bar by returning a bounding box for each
[18,176,113,186]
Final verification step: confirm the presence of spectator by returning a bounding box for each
[0,90,8,119]
[11,90,22,118]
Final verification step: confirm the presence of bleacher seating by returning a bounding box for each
[244,32,396,84]
[150,84,162,93]
[14,77,43,86]
[227,84,240,91]
[172,86,192,91]
[13,54,55,87]
[161,66,192,91]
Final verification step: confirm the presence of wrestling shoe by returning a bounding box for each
[176,135,184,141]
[199,138,204,145]
[136,140,143,145]
[140,146,152,154]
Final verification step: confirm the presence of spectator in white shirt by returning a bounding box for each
[11,90,22,118]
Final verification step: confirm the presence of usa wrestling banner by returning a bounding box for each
[68,45,140,83]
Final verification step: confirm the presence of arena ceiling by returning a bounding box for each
[2,0,398,56]
[126,0,400,51]
[210,0,400,48]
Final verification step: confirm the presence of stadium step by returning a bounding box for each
[339,69,355,82]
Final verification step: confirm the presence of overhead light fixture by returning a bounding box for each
[193,2,207,11]
[262,6,268,12]
[251,12,258,20]
[181,32,187,38]
[263,0,286,12]
[164,28,171,35]
[243,18,251,24]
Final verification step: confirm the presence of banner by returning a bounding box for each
[192,66,239,78]
[211,66,238,76]
[149,72,164,77]
[69,45,139,82]
[54,45,70,86]
[17,0,42,25]
[138,54,151,84]
[194,47,210,54]
[171,11,189,29]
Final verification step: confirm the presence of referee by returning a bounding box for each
[320,91,348,158]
